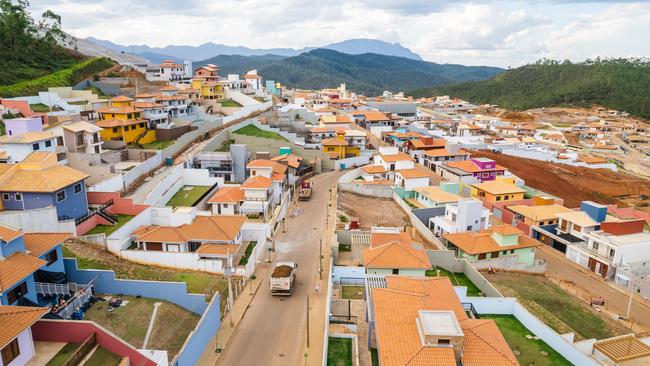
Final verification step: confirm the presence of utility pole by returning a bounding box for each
[306,295,310,348]
[319,238,323,280]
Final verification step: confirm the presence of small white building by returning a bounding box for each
[0,131,60,164]
[429,199,490,236]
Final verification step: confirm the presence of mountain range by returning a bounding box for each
[195,49,503,95]
[85,37,423,62]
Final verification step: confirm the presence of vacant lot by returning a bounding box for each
[233,124,286,141]
[487,272,630,340]
[327,337,352,366]
[141,140,175,150]
[85,214,133,236]
[166,186,211,207]
[341,285,365,299]
[338,191,409,228]
[85,295,199,359]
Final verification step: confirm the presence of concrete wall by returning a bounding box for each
[87,192,149,216]
[119,250,225,274]
[0,206,76,234]
[335,156,371,170]
[171,293,221,366]
[64,258,210,314]
[338,183,394,198]
[332,266,366,284]
[123,152,164,191]
[426,250,503,297]
[393,192,442,248]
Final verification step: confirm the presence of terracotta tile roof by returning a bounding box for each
[0,252,46,291]
[370,231,418,248]
[363,241,431,269]
[135,93,156,98]
[0,306,48,349]
[0,131,55,144]
[247,159,277,168]
[424,148,469,157]
[322,137,348,146]
[96,106,140,114]
[62,121,102,133]
[410,139,446,149]
[359,179,392,186]
[241,175,272,189]
[110,95,134,102]
[208,186,245,203]
[352,110,390,122]
[0,225,23,242]
[444,226,542,255]
[309,126,338,133]
[134,215,245,244]
[461,319,519,366]
[508,204,573,222]
[0,152,89,192]
[577,155,608,164]
[361,165,387,174]
[158,85,178,91]
[131,102,164,109]
[196,243,240,256]
[379,153,414,163]
[472,181,526,195]
[23,232,71,257]
[414,186,460,204]
[556,211,598,227]
[397,167,430,179]
[271,154,302,168]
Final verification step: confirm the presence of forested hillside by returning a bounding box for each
[409,59,650,118]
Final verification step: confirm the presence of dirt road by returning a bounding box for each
[215,172,339,366]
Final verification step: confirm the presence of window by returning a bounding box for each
[491,251,500,258]
[32,142,40,150]
[14,193,21,201]
[56,190,66,202]
[113,127,118,133]
[496,196,502,201]
[74,183,82,194]
[503,250,508,254]
[510,250,515,254]
[392,269,399,275]
[2,193,9,200]
[478,253,487,260]
[57,136,64,146]
[7,281,27,304]
[45,249,58,265]
[466,225,472,231]
[504,195,509,201]
[609,248,616,258]
[45,140,52,147]
[1,338,20,365]
[592,242,599,250]
[437,339,450,345]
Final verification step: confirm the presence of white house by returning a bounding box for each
[394,167,430,191]
[208,186,244,215]
[429,199,490,236]
[239,175,274,221]
[243,70,263,90]
[372,147,415,181]
[0,131,59,164]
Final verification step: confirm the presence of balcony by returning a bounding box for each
[576,243,614,263]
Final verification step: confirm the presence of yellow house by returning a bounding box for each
[322,134,360,160]
[96,96,156,145]
[470,180,526,203]
[191,79,225,100]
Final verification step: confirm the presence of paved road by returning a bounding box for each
[537,245,650,331]
[216,172,338,366]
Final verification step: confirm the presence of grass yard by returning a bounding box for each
[84,347,122,366]
[29,103,51,112]
[45,343,80,366]
[483,315,572,366]
[327,337,353,366]
[238,241,256,265]
[218,99,243,107]
[233,124,287,141]
[84,295,199,359]
[341,285,365,300]
[166,186,212,207]
[487,272,630,340]
[425,267,483,296]
[85,214,133,236]
[141,140,175,150]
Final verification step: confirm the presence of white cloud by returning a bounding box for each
[28,0,649,67]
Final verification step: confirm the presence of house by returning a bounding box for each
[430,199,490,236]
[471,180,526,204]
[193,64,219,81]
[243,70,263,90]
[0,132,59,164]
[531,201,605,253]
[443,225,541,266]
[394,167,430,191]
[352,110,398,129]
[96,96,156,145]
[370,276,518,366]
[3,117,44,137]
[239,175,274,220]
[246,159,286,204]
[60,121,103,154]
[0,306,49,365]
[131,100,169,128]
[153,88,192,119]
[0,152,89,220]
[372,148,415,180]
[208,186,244,215]
[363,240,430,276]
[342,129,367,151]
[322,135,359,160]
[359,165,388,182]
[271,153,310,183]
[319,114,352,129]
[403,136,446,154]
[190,79,225,100]
[307,127,338,143]
[438,158,507,183]
[414,186,461,208]
[145,59,186,82]
[507,203,573,232]
[421,145,470,172]
[133,215,246,253]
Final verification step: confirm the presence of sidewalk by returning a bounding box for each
[196,261,272,366]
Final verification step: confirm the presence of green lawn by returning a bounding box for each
[84,347,122,366]
[142,140,175,150]
[233,124,287,141]
[218,99,243,107]
[238,241,257,265]
[45,343,80,366]
[166,186,212,207]
[341,285,365,300]
[482,315,572,366]
[85,214,133,236]
[425,267,483,296]
[370,348,379,366]
[29,103,51,112]
[327,337,353,366]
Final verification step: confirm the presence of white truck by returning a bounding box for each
[270,261,298,296]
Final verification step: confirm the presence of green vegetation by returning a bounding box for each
[0,122,5,136]
[166,186,212,207]
[341,285,365,299]
[327,337,353,366]
[370,348,379,366]
[482,315,572,366]
[85,214,133,236]
[84,295,199,359]
[29,103,51,112]
[196,49,502,96]
[215,139,235,152]
[233,124,287,141]
[425,267,483,296]
[45,343,80,366]
[238,241,257,265]
[84,85,110,99]
[338,243,351,252]
[84,347,122,366]
[141,140,175,150]
[410,58,650,119]
[218,99,243,107]
[338,214,349,223]
[0,57,115,97]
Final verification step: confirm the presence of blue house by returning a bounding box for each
[0,225,70,306]
[0,151,90,220]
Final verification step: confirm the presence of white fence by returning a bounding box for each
[338,183,394,198]
[0,207,76,234]
[471,256,547,273]
[88,174,123,193]
[123,151,164,190]
[119,250,225,273]
[339,168,363,184]
[335,156,371,170]
[78,233,106,248]
[393,192,443,248]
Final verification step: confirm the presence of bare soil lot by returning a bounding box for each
[338,191,410,228]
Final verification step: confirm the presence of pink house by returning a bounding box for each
[439,157,507,183]
[0,99,48,125]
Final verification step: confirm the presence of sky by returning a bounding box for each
[29,0,650,67]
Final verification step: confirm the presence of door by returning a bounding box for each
[588,257,597,272]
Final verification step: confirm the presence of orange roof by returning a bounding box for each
[410,138,446,149]
[208,186,245,203]
[372,276,517,366]
[23,232,71,257]
[363,241,430,269]
[0,306,48,349]
[271,154,302,168]
[0,225,23,242]
[134,215,245,243]
[196,243,240,256]
[309,126,338,133]
[353,110,390,122]
[361,165,387,174]
[397,167,430,179]
[241,175,272,189]
[425,148,469,157]
[247,159,277,168]
[359,179,392,186]
[135,93,156,98]
[444,226,542,255]
[96,106,140,114]
[0,252,46,291]
[110,95,134,102]
[322,137,347,146]
[379,153,414,163]
[243,74,262,79]
[370,231,418,248]
[158,85,178,91]
[577,155,608,164]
